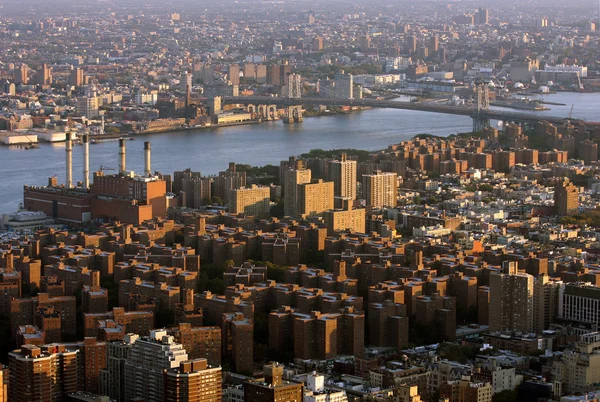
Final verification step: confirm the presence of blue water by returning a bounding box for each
[0,92,598,213]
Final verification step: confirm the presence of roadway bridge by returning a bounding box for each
[222,96,575,126]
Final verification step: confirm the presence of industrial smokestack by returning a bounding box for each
[144,141,151,177]
[65,132,73,188]
[83,134,90,189]
[119,138,126,174]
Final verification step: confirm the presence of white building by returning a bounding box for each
[543,64,587,77]
[76,96,99,118]
[124,330,189,402]
[304,372,348,402]
[135,92,158,105]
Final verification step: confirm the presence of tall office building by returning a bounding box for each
[244,362,303,402]
[9,344,79,402]
[328,153,357,199]
[554,178,579,216]
[362,171,398,208]
[164,358,222,402]
[489,261,534,333]
[124,330,189,402]
[284,161,312,217]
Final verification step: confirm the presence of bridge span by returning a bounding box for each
[222,96,575,126]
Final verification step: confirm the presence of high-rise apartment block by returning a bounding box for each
[293,308,364,360]
[552,332,600,395]
[9,344,79,402]
[475,7,489,25]
[13,64,28,84]
[124,330,189,402]
[297,179,335,218]
[37,63,52,86]
[100,336,135,401]
[334,72,353,99]
[214,162,246,201]
[222,312,253,375]
[554,178,579,216]
[168,323,222,365]
[229,185,271,217]
[164,358,222,402]
[368,300,409,349]
[328,153,357,199]
[362,171,398,208]
[76,95,99,118]
[489,261,534,333]
[244,362,303,402]
[228,64,240,85]
[284,161,312,217]
[440,379,492,402]
[69,67,85,87]
[324,200,366,234]
[82,285,108,313]
[10,293,76,340]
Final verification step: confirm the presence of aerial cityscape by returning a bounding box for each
[2,0,600,401]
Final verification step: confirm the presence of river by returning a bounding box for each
[0,92,598,214]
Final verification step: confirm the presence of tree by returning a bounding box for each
[493,390,517,402]
[270,200,284,218]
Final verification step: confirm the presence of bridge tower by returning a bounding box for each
[473,79,491,132]
[283,73,303,124]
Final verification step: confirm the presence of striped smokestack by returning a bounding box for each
[65,132,73,188]
[82,134,90,189]
[144,141,151,177]
[119,138,126,174]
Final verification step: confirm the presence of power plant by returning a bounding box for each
[23,135,167,225]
